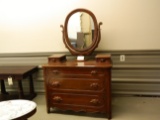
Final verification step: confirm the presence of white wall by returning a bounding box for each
[0,0,160,53]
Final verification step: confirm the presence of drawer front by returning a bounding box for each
[48,77,104,91]
[50,93,105,107]
[46,67,106,77]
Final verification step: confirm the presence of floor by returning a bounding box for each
[29,95,160,120]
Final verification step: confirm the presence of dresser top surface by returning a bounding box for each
[43,59,112,68]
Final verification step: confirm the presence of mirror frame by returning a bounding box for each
[61,8,102,56]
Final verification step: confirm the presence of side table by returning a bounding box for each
[0,66,38,100]
[0,99,37,120]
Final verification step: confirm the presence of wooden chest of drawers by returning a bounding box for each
[43,55,112,119]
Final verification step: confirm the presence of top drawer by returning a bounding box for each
[45,67,106,77]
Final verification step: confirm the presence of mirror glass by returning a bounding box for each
[68,12,95,49]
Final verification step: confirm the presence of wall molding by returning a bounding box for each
[1,50,160,96]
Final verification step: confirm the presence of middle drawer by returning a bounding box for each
[48,77,104,91]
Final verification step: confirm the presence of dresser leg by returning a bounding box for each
[108,113,112,119]
[47,107,51,113]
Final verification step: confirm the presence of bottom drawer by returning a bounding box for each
[49,93,105,107]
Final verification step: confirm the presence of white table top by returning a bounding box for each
[0,99,37,120]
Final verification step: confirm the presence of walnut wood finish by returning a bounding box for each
[43,54,112,119]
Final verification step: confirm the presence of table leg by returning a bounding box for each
[29,75,35,94]
[28,75,37,99]
[17,80,24,99]
[0,80,9,94]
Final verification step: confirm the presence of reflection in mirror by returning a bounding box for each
[68,12,94,49]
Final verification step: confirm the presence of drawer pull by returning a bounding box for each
[90,83,99,90]
[53,96,62,102]
[52,81,60,87]
[52,70,59,74]
[100,58,105,62]
[91,70,97,75]
[90,99,100,105]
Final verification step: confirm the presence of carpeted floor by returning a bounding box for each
[29,94,160,120]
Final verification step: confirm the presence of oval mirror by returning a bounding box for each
[61,8,102,56]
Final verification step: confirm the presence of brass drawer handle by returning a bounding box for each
[53,96,62,103]
[51,59,56,62]
[91,70,97,75]
[90,99,100,105]
[52,70,59,74]
[100,58,105,62]
[52,81,60,87]
[90,83,99,90]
